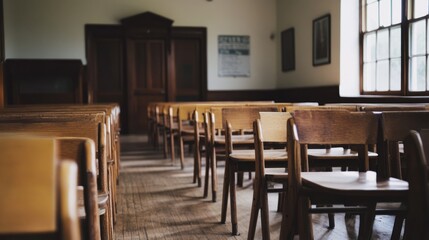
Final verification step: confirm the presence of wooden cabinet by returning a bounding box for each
[4,59,83,105]
[86,12,207,133]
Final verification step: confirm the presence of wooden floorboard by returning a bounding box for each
[114,135,401,240]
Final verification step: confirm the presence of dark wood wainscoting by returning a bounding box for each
[206,85,429,104]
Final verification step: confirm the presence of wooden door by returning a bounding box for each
[126,37,168,133]
[171,27,207,102]
[85,13,207,134]
[85,25,129,132]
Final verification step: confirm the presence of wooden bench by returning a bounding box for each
[0,135,80,240]
[0,112,113,240]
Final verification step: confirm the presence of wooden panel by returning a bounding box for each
[207,86,429,104]
[4,59,83,105]
[133,40,165,91]
[174,39,200,97]
[95,39,123,92]
[0,136,56,233]
[85,24,128,132]
[171,27,207,102]
[126,38,167,133]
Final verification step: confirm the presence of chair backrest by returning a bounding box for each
[57,137,100,240]
[0,135,80,240]
[254,112,291,180]
[222,106,278,131]
[285,105,357,113]
[0,116,108,193]
[259,112,292,142]
[379,111,429,179]
[288,110,379,176]
[403,129,429,240]
[357,103,427,112]
[177,104,197,131]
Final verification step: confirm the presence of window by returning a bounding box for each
[361,0,429,95]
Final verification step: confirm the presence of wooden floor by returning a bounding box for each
[114,135,401,240]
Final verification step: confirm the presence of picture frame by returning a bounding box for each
[312,14,330,66]
[281,27,295,72]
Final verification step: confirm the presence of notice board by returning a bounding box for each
[218,35,250,77]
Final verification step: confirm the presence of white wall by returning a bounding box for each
[3,0,277,91]
[276,0,340,88]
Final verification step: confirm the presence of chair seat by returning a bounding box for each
[301,171,408,197]
[229,148,287,161]
[307,147,378,159]
[214,134,253,145]
[265,170,288,183]
[180,125,197,135]
[77,187,109,208]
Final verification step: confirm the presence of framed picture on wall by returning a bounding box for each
[281,27,295,72]
[313,14,330,66]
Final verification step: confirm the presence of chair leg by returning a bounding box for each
[169,131,175,165]
[196,141,202,187]
[357,203,376,240]
[248,180,260,240]
[238,172,244,187]
[298,197,313,240]
[260,180,271,240]
[327,205,335,229]
[390,202,406,240]
[211,148,218,202]
[162,127,168,158]
[277,192,283,212]
[154,125,160,149]
[179,134,185,170]
[279,184,299,240]
[391,215,405,240]
[220,159,230,224]
[229,163,239,235]
[203,150,210,198]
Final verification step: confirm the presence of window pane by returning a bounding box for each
[392,0,402,24]
[364,62,376,91]
[414,0,429,18]
[390,26,401,58]
[377,60,389,91]
[427,19,429,54]
[380,0,392,27]
[367,0,377,3]
[377,29,389,60]
[410,20,426,56]
[364,32,377,62]
[409,56,427,91]
[391,58,401,91]
[427,56,429,90]
[367,2,379,31]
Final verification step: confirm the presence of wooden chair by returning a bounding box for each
[248,112,291,240]
[177,104,197,170]
[280,110,408,240]
[220,106,278,235]
[0,135,80,240]
[403,129,429,240]
[376,111,429,239]
[57,137,103,240]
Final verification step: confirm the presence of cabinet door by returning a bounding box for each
[126,38,167,133]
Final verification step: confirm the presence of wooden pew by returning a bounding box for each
[1,104,121,224]
[0,112,113,240]
[0,135,80,240]
[57,137,102,240]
